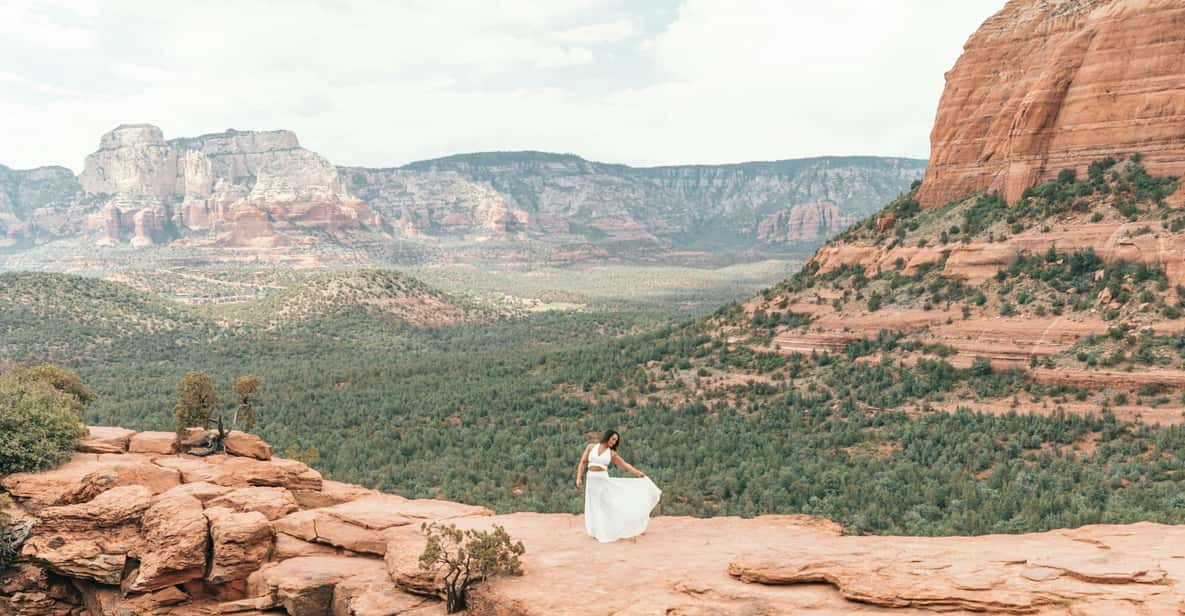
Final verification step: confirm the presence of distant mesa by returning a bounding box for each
[1,126,924,256]
[917,0,1185,208]
[79,123,379,249]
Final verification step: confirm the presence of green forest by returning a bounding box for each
[5,269,1185,537]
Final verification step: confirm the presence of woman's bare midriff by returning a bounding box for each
[588,466,607,472]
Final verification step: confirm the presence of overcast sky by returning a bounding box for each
[0,0,1002,172]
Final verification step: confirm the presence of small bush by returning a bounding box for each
[0,364,90,475]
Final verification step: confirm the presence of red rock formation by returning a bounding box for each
[78,124,384,248]
[7,427,1185,614]
[917,0,1185,208]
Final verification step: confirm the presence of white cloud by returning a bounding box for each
[0,0,1003,171]
[552,19,641,44]
[0,1,97,50]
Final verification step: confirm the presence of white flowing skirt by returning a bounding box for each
[584,471,662,543]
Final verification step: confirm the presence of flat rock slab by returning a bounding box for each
[388,514,1185,615]
[292,479,379,510]
[78,426,136,454]
[387,513,890,615]
[729,521,1185,615]
[1,453,181,506]
[275,494,493,555]
[35,485,152,530]
[128,431,176,455]
[206,486,298,521]
[152,454,322,492]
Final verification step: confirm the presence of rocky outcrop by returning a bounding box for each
[342,153,923,247]
[7,427,1185,615]
[0,164,86,248]
[76,124,382,248]
[729,522,1183,614]
[124,492,207,592]
[917,0,1185,208]
[756,201,857,242]
[274,494,492,555]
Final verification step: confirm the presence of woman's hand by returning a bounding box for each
[576,477,583,489]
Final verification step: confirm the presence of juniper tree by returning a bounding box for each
[173,372,219,441]
[419,522,525,613]
[233,375,262,431]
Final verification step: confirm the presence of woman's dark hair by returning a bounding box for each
[599,429,621,450]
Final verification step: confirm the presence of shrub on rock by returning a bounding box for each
[0,364,89,475]
[419,522,525,613]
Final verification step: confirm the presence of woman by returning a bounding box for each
[576,429,662,543]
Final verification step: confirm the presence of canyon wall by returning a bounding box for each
[917,0,1185,208]
[342,153,923,246]
[0,165,86,249]
[2,131,924,255]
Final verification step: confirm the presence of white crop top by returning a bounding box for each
[588,443,612,468]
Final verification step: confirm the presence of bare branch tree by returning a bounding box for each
[419,522,525,613]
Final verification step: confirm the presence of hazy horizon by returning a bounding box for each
[1,1,1001,171]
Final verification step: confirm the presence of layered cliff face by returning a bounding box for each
[75,124,381,248]
[756,201,857,243]
[703,0,1185,425]
[0,165,86,248]
[340,153,925,247]
[3,129,923,257]
[5,427,1185,615]
[917,0,1185,208]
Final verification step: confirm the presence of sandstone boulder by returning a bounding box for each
[224,431,273,460]
[332,570,440,616]
[0,564,80,616]
[292,479,378,510]
[383,526,438,598]
[245,556,390,615]
[205,507,274,584]
[128,431,177,454]
[273,533,340,560]
[22,525,140,585]
[160,481,234,504]
[206,486,299,521]
[126,493,208,592]
[273,510,318,543]
[73,578,192,616]
[35,485,152,531]
[77,426,135,454]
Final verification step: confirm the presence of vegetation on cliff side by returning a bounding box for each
[0,364,91,475]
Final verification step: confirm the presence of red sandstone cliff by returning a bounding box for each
[917,0,1185,208]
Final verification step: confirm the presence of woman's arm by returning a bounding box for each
[576,444,591,488]
[611,451,646,478]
